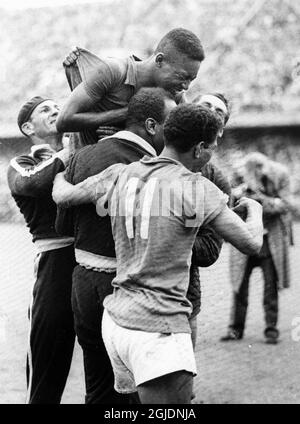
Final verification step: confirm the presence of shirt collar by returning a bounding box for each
[124,55,141,87]
[30,144,52,155]
[140,155,197,174]
[100,130,157,157]
[141,155,183,166]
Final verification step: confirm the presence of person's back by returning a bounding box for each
[104,155,228,334]
[64,133,156,258]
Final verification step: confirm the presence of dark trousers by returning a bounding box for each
[26,245,76,404]
[72,265,131,404]
[229,236,279,337]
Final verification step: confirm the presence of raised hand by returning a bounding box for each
[63,46,80,67]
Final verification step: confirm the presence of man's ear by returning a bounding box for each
[194,142,203,159]
[218,128,224,137]
[145,118,156,135]
[155,53,164,67]
[21,121,34,137]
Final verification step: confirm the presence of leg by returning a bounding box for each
[72,266,130,404]
[221,258,254,340]
[229,258,254,337]
[137,371,193,404]
[188,316,198,400]
[261,255,279,342]
[26,246,76,404]
[102,312,195,404]
[189,316,198,351]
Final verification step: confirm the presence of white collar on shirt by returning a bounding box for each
[101,130,157,158]
[30,143,52,155]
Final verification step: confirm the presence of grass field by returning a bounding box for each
[1,222,300,404]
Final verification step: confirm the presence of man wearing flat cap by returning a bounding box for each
[7,97,76,404]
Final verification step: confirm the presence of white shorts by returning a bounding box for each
[102,309,197,394]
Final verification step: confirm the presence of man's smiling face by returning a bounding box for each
[154,50,200,100]
[29,100,60,138]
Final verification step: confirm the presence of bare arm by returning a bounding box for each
[52,163,123,207]
[52,171,99,207]
[209,197,263,255]
[56,83,128,132]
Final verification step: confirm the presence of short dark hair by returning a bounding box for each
[163,104,222,153]
[126,87,171,127]
[192,92,230,124]
[155,28,205,62]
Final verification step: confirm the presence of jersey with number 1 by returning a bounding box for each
[101,155,228,334]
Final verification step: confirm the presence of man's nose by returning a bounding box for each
[51,108,59,117]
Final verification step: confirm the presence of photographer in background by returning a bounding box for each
[221,152,295,344]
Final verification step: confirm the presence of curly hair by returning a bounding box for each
[126,87,171,127]
[155,28,205,62]
[163,104,222,153]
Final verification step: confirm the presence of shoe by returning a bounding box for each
[220,330,242,341]
[264,328,279,345]
[265,336,278,344]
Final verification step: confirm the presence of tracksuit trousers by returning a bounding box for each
[26,245,76,404]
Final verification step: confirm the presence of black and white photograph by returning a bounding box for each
[0,0,300,406]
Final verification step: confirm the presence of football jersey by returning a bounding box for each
[102,155,228,334]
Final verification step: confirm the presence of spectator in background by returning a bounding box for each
[221,152,295,344]
[7,97,76,403]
